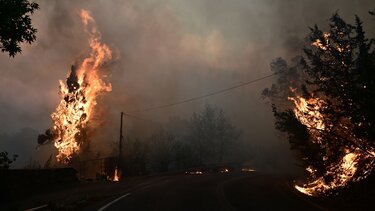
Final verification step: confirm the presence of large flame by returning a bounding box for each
[51,9,112,163]
[289,94,374,196]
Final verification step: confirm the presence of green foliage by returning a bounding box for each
[0,0,39,57]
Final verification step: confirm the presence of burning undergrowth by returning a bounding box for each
[38,9,112,164]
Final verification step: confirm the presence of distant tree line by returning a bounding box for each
[119,105,246,176]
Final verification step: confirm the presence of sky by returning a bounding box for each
[0,0,374,169]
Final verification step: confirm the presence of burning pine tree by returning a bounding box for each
[38,9,112,163]
[263,13,375,196]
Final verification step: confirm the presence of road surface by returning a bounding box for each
[87,172,324,211]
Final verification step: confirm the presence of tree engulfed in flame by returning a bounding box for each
[289,94,374,196]
[262,14,375,197]
[51,9,112,163]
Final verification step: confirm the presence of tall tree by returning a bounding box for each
[303,13,375,150]
[263,13,375,195]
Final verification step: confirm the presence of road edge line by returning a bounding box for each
[25,204,48,211]
[97,193,131,211]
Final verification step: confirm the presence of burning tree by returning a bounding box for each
[38,9,112,164]
[263,13,375,196]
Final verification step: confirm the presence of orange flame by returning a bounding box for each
[51,9,112,163]
[113,167,120,182]
[288,27,375,196]
[288,96,325,131]
[289,93,374,196]
[311,32,330,50]
[295,150,359,196]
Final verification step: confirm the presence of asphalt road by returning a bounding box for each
[89,172,324,211]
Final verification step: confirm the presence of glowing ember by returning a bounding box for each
[241,168,256,172]
[51,9,112,163]
[311,32,330,50]
[185,170,203,175]
[220,168,229,173]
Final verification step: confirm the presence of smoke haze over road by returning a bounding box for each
[0,0,373,170]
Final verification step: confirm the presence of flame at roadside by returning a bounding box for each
[288,94,374,196]
[49,9,112,163]
[112,167,120,182]
[285,29,375,196]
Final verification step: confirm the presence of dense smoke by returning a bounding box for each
[0,0,374,172]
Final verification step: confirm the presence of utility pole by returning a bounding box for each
[118,112,124,169]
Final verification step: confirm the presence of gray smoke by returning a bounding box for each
[0,0,373,172]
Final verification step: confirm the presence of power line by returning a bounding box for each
[127,72,277,113]
[122,112,160,124]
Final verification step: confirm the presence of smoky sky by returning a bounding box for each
[0,0,374,170]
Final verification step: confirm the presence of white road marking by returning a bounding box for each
[97,193,131,211]
[25,204,48,211]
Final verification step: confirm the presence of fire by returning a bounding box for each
[50,9,112,163]
[311,32,330,50]
[288,96,325,131]
[288,26,375,196]
[311,32,350,58]
[289,93,375,196]
[113,167,120,182]
[295,151,358,196]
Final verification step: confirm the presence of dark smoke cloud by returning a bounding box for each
[0,0,373,171]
